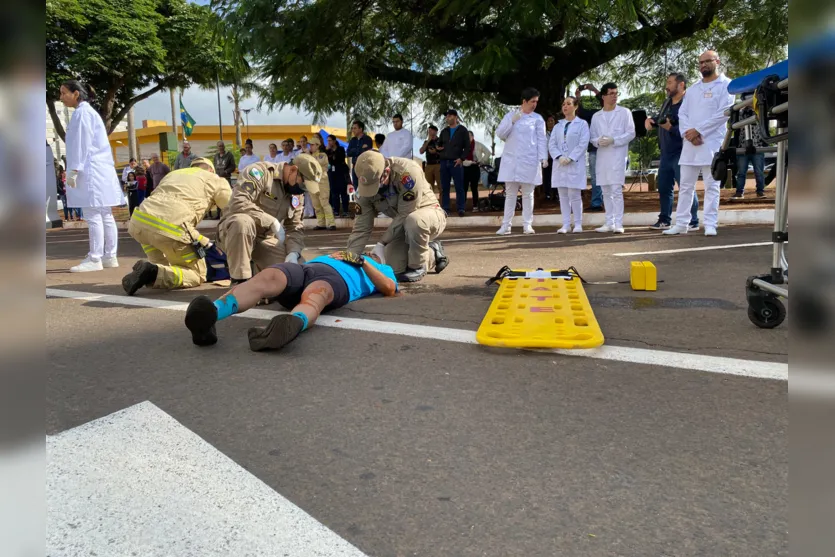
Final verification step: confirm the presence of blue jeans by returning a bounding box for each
[657,155,698,226]
[735,153,765,194]
[589,151,603,208]
[440,159,465,213]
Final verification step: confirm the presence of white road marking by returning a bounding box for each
[48,401,368,557]
[613,242,775,257]
[46,288,788,381]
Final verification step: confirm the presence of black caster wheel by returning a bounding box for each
[747,298,786,329]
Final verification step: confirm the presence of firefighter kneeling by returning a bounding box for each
[122,158,231,295]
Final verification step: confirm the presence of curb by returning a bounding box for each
[58,209,775,231]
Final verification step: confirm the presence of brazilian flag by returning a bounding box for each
[180,97,196,137]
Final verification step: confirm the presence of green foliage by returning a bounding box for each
[47,0,234,136]
[214,0,787,128]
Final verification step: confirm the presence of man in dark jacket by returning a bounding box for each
[212,141,236,219]
[437,109,469,216]
[346,120,373,188]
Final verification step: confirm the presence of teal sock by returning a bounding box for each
[292,311,309,331]
[213,294,239,321]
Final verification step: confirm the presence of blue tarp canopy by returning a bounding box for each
[317,129,348,149]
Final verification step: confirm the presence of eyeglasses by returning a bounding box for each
[604,92,619,97]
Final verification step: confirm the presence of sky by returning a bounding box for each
[131,84,506,158]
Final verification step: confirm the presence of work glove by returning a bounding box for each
[559,156,572,166]
[541,160,549,169]
[284,252,300,264]
[462,160,474,167]
[67,170,78,188]
[271,218,286,243]
[371,242,387,264]
[598,136,614,147]
[511,110,522,123]
[337,251,365,266]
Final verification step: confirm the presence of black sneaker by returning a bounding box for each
[587,205,604,212]
[314,225,327,230]
[730,192,744,200]
[756,191,766,198]
[398,266,427,282]
[328,225,337,230]
[457,210,466,217]
[184,295,218,346]
[247,314,305,352]
[429,241,448,274]
[648,220,670,231]
[121,260,158,296]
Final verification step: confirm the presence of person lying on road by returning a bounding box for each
[184,251,398,351]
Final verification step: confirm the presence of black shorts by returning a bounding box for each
[269,262,350,311]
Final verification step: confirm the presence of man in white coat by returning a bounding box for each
[589,82,635,234]
[663,51,735,237]
[60,80,125,272]
[496,87,548,235]
[380,113,414,159]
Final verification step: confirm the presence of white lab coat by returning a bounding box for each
[678,75,734,166]
[549,118,590,189]
[589,106,635,186]
[238,154,261,173]
[496,110,548,185]
[380,128,414,159]
[64,102,123,208]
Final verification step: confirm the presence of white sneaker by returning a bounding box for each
[595,225,614,233]
[496,225,511,235]
[70,257,103,273]
[613,227,625,234]
[557,227,569,234]
[705,227,717,236]
[572,225,583,233]
[102,257,119,268]
[523,226,535,235]
[662,224,688,235]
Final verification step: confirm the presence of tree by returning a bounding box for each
[214,0,787,123]
[46,0,234,139]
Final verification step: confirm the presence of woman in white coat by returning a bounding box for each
[549,96,590,233]
[60,80,125,272]
[495,87,548,235]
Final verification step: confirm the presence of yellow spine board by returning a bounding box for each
[476,271,604,349]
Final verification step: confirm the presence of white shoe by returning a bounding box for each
[102,257,119,268]
[523,226,535,235]
[595,225,614,233]
[557,227,569,234]
[662,224,688,235]
[572,225,583,233]
[496,225,511,235]
[613,227,625,234]
[70,257,103,273]
[705,227,717,236]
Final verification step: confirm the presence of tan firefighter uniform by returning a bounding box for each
[218,157,322,280]
[308,136,336,228]
[127,163,232,289]
[347,152,446,274]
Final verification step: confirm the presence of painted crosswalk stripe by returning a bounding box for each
[46,288,788,381]
[48,401,369,556]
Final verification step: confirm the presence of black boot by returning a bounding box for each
[429,241,448,274]
[398,266,427,282]
[248,314,305,352]
[121,260,158,296]
[184,295,218,346]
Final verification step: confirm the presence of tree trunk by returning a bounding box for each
[232,84,243,148]
[47,100,65,142]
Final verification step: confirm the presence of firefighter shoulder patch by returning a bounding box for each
[291,195,301,208]
[401,173,415,190]
[249,167,264,180]
[240,181,255,194]
[402,190,416,202]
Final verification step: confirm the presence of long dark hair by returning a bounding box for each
[62,79,96,104]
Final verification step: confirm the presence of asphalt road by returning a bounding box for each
[46,224,787,557]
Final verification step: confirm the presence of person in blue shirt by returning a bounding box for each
[346,120,374,189]
[185,251,398,351]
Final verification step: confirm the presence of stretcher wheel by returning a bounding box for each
[747,298,786,329]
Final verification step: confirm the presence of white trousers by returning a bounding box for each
[557,188,583,227]
[83,206,118,260]
[600,184,624,228]
[677,165,718,229]
[502,182,535,227]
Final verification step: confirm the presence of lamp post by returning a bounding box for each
[242,108,252,141]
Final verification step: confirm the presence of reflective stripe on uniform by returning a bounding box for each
[170,265,183,286]
[182,252,198,262]
[141,244,160,254]
[132,210,184,236]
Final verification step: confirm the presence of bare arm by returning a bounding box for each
[362,259,397,296]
